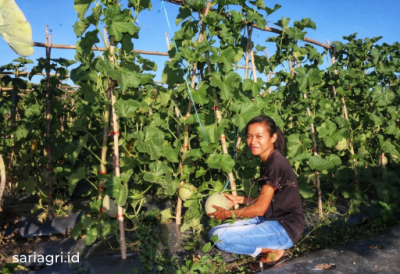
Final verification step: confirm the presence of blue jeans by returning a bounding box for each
[209,217,293,257]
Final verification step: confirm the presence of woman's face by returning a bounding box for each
[246,122,277,162]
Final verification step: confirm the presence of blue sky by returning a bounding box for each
[1,0,399,85]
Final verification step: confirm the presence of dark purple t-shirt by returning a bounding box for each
[258,150,305,245]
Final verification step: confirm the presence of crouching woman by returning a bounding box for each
[208,115,305,269]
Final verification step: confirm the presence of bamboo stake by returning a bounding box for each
[108,28,127,258]
[174,2,212,224]
[98,27,110,200]
[292,60,323,218]
[0,154,6,212]
[165,31,184,225]
[265,48,271,94]
[306,94,323,218]
[98,95,110,200]
[165,32,182,139]
[206,57,239,209]
[8,66,18,194]
[33,42,168,56]
[381,152,386,169]
[327,39,359,190]
[44,26,54,219]
[185,1,210,115]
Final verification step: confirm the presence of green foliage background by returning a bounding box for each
[0,0,399,244]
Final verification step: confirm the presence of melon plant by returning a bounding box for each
[335,138,348,151]
[178,183,196,201]
[205,193,229,218]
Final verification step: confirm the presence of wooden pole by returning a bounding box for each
[33,42,168,56]
[174,2,211,224]
[206,55,239,208]
[165,31,184,225]
[98,27,110,200]
[0,154,6,212]
[292,60,323,218]
[327,39,359,190]
[45,26,54,219]
[108,29,127,258]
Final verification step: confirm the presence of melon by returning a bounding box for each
[102,194,122,218]
[334,138,348,151]
[178,183,196,201]
[390,154,399,163]
[205,193,229,218]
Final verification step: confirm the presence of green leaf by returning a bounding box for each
[109,21,139,42]
[68,167,86,195]
[210,71,241,100]
[201,124,223,144]
[0,0,34,56]
[309,156,334,171]
[294,18,316,30]
[85,223,98,245]
[107,69,154,90]
[162,142,179,163]
[274,16,290,29]
[81,214,96,229]
[192,81,210,105]
[206,153,235,173]
[176,6,192,25]
[264,4,281,15]
[371,86,395,106]
[185,0,207,12]
[243,179,259,197]
[116,185,127,207]
[202,242,212,253]
[114,99,141,118]
[143,161,173,184]
[71,222,82,241]
[160,208,174,224]
[231,100,260,131]
[136,126,165,160]
[74,0,92,20]
[299,183,315,198]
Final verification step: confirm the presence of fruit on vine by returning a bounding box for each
[379,155,388,166]
[102,194,122,218]
[178,183,196,201]
[30,139,38,152]
[205,193,229,218]
[335,138,348,151]
[390,154,399,163]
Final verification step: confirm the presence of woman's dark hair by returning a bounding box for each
[245,115,285,155]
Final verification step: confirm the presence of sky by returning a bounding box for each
[1,0,399,86]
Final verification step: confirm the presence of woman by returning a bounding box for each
[208,115,305,269]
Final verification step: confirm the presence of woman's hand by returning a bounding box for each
[207,205,230,220]
[223,193,244,208]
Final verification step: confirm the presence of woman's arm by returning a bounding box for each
[223,194,258,208]
[208,184,274,220]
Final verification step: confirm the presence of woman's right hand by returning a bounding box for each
[223,194,244,209]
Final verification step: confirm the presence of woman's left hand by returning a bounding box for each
[208,205,229,220]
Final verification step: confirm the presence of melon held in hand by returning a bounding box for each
[205,193,229,218]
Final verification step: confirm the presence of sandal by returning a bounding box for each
[248,252,291,272]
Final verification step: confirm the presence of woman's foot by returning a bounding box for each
[249,249,289,272]
[259,249,285,264]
